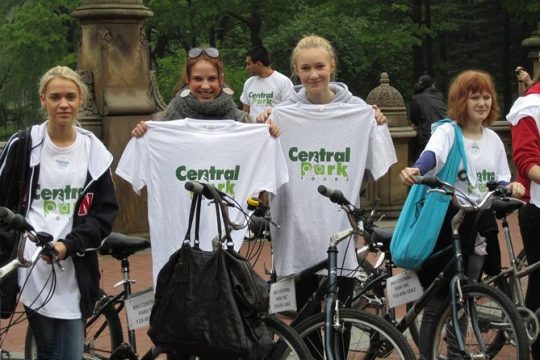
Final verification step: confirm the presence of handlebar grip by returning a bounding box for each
[0,207,34,231]
[415,176,442,188]
[184,181,204,194]
[317,185,334,198]
[494,185,512,197]
[317,185,350,205]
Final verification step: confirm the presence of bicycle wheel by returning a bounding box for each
[264,314,312,360]
[490,248,539,347]
[426,283,528,360]
[83,295,124,360]
[292,308,416,360]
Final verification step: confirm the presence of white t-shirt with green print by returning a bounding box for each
[423,122,511,205]
[116,119,289,286]
[19,131,89,319]
[269,102,397,276]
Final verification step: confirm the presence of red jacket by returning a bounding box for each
[510,82,540,202]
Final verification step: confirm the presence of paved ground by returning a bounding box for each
[0,213,525,359]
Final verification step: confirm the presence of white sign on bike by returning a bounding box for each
[125,288,154,330]
[269,278,297,314]
[386,270,423,308]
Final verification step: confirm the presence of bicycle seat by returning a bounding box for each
[370,227,394,251]
[99,232,150,260]
[491,198,524,219]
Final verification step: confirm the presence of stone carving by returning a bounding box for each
[366,72,405,108]
[150,71,167,112]
[78,70,99,116]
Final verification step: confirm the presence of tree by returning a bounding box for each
[0,0,78,128]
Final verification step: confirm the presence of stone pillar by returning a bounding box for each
[365,73,416,218]
[72,0,166,234]
[522,21,540,79]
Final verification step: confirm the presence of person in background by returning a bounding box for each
[132,47,279,137]
[0,65,118,359]
[409,74,447,158]
[240,45,295,118]
[507,59,540,359]
[401,69,524,359]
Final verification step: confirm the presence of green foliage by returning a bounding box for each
[155,49,187,104]
[0,0,78,127]
[0,0,537,124]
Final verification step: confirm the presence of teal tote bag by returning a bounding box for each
[390,119,467,270]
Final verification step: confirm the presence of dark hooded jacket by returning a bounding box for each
[410,87,447,149]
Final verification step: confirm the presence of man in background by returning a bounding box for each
[241,45,294,119]
[410,74,447,158]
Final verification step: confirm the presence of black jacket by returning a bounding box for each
[0,123,118,318]
[410,87,447,149]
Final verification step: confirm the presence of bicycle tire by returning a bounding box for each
[425,283,528,360]
[264,314,312,360]
[292,308,416,360]
[83,295,124,360]
[489,248,539,349]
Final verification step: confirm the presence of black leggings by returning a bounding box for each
[518,204,540,360]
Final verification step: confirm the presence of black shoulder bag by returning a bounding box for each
[0,127,31,318]
[148,184,272,359]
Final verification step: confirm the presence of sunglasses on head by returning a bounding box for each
[188,47,220,59]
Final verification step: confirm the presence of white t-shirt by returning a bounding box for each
[240,71,294,118]
[423,123,510,255]
[19,131,89,319]
[424,123,511,205]
[269,103,397,276]
[116,119,289,285]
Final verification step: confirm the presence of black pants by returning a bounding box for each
[417,205,498,360]
[518,203,540,359]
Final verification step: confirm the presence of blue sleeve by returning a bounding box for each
[413,150,436,175]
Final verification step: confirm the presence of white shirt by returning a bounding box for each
[116,119,289,285]
[269,103,397,276]
[424,123,511,205]
[240,71,295,118]
[19,131,89,319]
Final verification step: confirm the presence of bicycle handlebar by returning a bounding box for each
[0,207,60,280]
[0,207,34,232]
[415,176,512,211]
[184,181,253,247]
[317,185,350,206]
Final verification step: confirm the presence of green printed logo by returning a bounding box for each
[248,91,273,106]
[33,185,83,216]
[467,170,496,194]
[289,147,350,181]
[176,165,240,196]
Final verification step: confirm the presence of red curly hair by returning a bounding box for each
[447,70,499,127]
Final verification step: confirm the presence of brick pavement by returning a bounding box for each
[0,213,526,359]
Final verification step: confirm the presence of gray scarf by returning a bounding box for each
[165,89,247,122]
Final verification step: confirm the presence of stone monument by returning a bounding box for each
[72,0,165,234]
[365,73,416,218]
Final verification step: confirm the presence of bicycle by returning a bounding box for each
[356,176,529,359]
[0,207,65,360]
[481,195,540,344]
[257,185,415,360]
[24,231,155,360]
[26,223,312,359]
